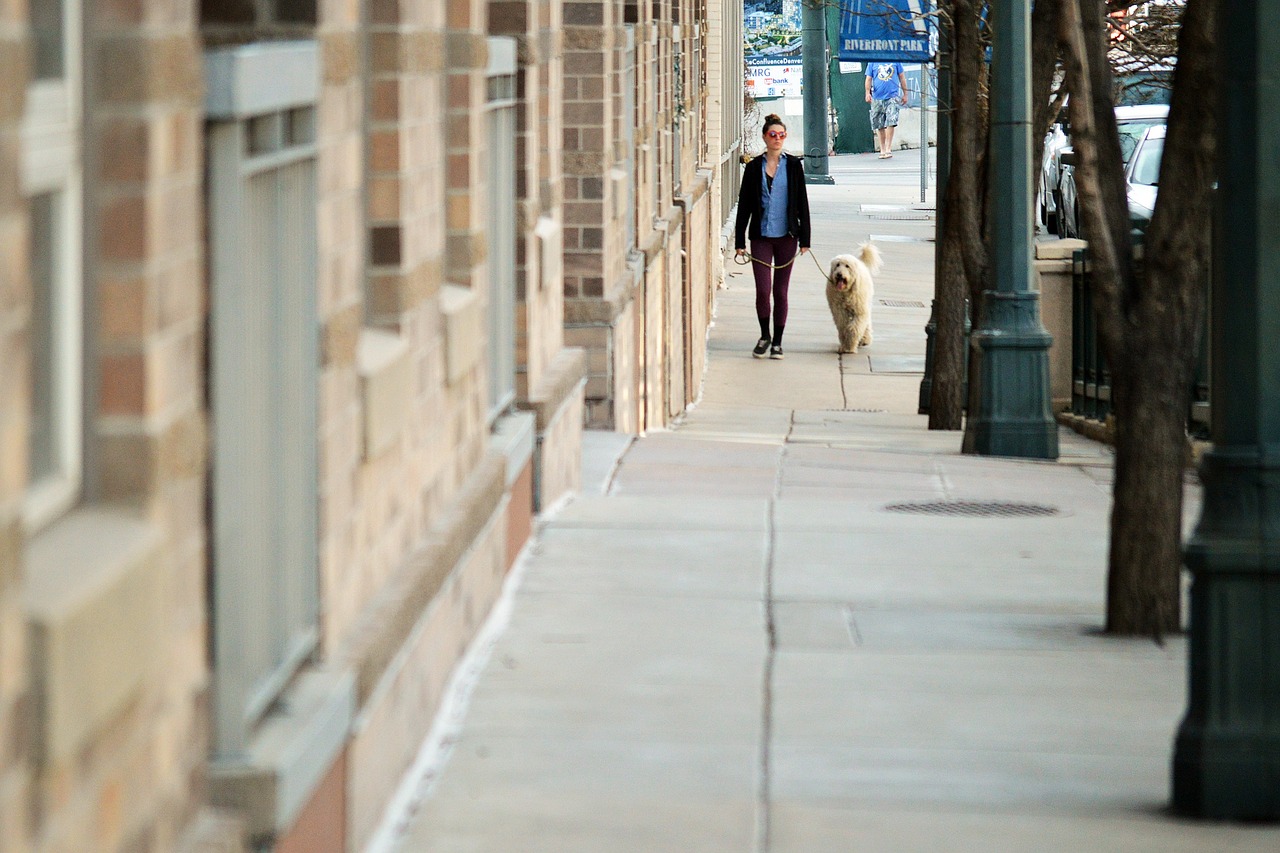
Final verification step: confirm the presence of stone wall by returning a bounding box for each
[0,0,740,848]
[563,0,723,432]
[12,2,213,851]
[492,0,584,513]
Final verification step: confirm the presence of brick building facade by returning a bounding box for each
[0,1,741,851]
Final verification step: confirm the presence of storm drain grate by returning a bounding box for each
[884,500,1061,518]
[880,299,926,308]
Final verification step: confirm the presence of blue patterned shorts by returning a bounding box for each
[870,98,900,130]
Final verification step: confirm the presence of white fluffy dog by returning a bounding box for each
[826,243,882,353]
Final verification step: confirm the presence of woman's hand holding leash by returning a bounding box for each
[734,247,830,284]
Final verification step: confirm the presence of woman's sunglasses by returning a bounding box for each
[766,130,787,139]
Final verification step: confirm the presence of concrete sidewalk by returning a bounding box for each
[383,154,1279,851]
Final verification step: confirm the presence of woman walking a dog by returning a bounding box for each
[734,114,812,359]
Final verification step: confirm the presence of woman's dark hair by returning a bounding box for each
[762,114,786,135]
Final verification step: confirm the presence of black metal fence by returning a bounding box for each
[1070,248,1211,437]
[1071,250,1111,421]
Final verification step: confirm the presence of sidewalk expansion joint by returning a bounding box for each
[837,353,849,409]
[756,419,788,853]
[757,494,778,853]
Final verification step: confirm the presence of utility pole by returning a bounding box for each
[1174,0,1280,820]
[962,0,1057,459]
[802,0,834,184]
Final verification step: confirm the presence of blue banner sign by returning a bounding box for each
[838,0,935,62]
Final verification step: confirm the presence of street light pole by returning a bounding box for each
[802,0,834,184]
[1174,0,1280,820]
[920,16,952,415]
[962,0,1057,459]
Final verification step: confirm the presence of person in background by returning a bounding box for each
[734,114,812,360]
[865,61,909,159]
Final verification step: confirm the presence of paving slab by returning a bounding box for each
[405,791,756,853]
[773,603,1127,653]
[462,675,763,743]
[609,463,780,497]
[768,802,1280,853]
[499,590,767,655]
[481,629,765,691]
[614,434,783,469]
[580,429,633,495]
[520,527,765,599]
[770,748,1177,811]
[550,494,767,531]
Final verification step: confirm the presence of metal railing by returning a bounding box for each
[1070,248,1211,436]
[1071,249,1111,422]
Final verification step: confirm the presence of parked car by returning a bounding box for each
[1052,103,1169,239]
[1125,122,1163,233]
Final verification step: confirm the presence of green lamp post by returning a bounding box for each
[1174,0,1280,819]
[962,0,1058,459]
[802,0,835,184]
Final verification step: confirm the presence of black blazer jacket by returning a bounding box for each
[734,153,812,250]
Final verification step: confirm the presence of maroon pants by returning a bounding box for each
[750,236,799,340]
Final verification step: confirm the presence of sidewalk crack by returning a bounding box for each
[757,415,790,851]
[838,352,849,409]
[757,495,777,853]
[934,460,954,499]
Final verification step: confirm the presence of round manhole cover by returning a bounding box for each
[883,500,1060,518]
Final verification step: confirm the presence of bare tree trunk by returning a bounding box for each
[1107,364,1189,635]
[1061,0,1217,636]
[1060,0,1134,313]
[930,188,968,430]
[1108,0,1217,636]
[1030,0,1064,173]
[931,0,987,430]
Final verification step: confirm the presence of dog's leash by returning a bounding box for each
[733,250,835,285]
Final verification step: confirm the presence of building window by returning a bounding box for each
[486,39,518,422]
[23,0,82,532]
[25,192,82,527]
[31,0,64,79]
[205,41,321,756]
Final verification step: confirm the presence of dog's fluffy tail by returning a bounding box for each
[858,242,883,274]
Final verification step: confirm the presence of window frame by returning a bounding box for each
[484,38,519,424]
[204,41,322,758]
[21,0,83,534]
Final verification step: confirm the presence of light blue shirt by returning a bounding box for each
[760,155,789,238]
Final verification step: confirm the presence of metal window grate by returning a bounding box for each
[486,38,518,421]
[205,41,320,757]
[883,500,1061,518]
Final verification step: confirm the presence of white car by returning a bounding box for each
[1125,122,1163,232]
[1053,103,1169,239]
